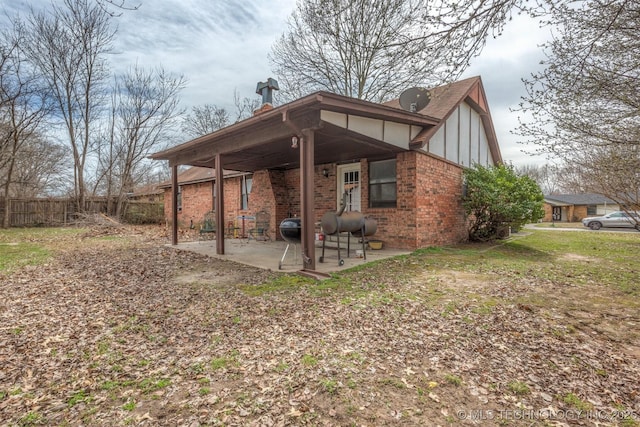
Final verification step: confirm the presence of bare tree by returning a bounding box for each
[0,25,49,227]
[106,64,185,218]
[9,133,69,197]
[515,0,639,212]
[19,0,116,212]
[269,0,523,102]
[96,0,141,15]
[515,163,563,195]
[182,104,230,139]
[421,1,638,211]
[566,145,640,219]
[233,89,261,121]
[181,88,262,140]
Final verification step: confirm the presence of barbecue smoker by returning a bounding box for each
[278,217,301,269]
[319,192,377,266]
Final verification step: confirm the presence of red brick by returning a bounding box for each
[164,152,469,249]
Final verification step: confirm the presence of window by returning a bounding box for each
[177,186,182,212]
[586,205,597,215]
[369,159,396,208]
[241,174,253,210]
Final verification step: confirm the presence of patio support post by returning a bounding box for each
[171,164,178,245]
[215,153,225,255]
[300,129,316,271]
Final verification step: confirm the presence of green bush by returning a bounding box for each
[463,164,544,241]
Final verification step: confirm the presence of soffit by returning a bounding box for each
[151,91,437,171]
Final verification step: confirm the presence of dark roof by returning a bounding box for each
[384,76,502,163]
[151,77,502,171]
[384,76,481,120]
[130,183,163,197]
[158,166,247,189]
[544,193,618,206]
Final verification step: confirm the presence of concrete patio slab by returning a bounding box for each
[168,238,411,275]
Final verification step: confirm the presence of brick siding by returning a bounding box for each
[164,151,469,249]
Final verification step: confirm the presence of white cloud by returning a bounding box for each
[110,0,296,110]
[1,0,552,165]
[463,13,552,166]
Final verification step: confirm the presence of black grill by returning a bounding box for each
[279,218,301,243]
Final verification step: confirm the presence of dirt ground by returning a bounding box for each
[0,225,638,426]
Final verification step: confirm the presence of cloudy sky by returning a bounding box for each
[1,0,551,166]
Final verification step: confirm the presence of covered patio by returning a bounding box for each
[151,89,437,276]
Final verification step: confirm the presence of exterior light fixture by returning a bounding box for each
[322,168,329,177]
[291,136,299,148]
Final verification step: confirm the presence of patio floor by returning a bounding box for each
[169,238,411,275]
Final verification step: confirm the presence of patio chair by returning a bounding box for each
[248,210,271,241]
[198,211,216,242]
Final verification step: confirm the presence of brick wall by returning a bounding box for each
[543,203,554,222]
[572,206,587,222]
[163,181,215,229]
[414,152,468,247]
[362,152,467,249]
[543,204,587,222]
[165,153,469,249]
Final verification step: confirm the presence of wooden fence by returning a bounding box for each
[0,197,164,227]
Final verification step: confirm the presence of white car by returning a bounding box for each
[581,211,640,230]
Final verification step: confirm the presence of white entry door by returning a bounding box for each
[337,163,361,212]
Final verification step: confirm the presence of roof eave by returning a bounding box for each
[151,91,439,162]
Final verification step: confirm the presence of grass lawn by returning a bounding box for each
[0,225,638,426]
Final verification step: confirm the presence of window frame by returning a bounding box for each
[368,158,397,208]
[240,174,253,210]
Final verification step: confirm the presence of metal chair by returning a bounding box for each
[248,210,271,241]
[198,211,216,242]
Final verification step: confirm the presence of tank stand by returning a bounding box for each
[320,226,366,266]
[278,243,299,270]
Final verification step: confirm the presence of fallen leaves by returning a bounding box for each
[0,225,639,426]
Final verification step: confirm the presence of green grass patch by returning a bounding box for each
[301,354,318,367]
[210,357,230,370]
[380,231,638,297]
[444,374,462,386]
[0,243,50,272]
[122,399,136,411]
[619,419,639,427]
[320,378,338,394]
[239,274,315,296]
[100,380,121,391]
[0,227,133,272]
[18,411,44,426]
[441,301,458,317]
[378,378,406,389]
[471,297,500,315]
[138,378,171,394]
[210,350,239,370]
[0,227,85,244]
[562,392,593,411]
[275,362,289,372]
[507,381,530,395]
[68,390,91,407]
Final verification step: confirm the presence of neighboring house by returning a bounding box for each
[129,183,164,203]
[152,76,502,272]
[543,193,619,222]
